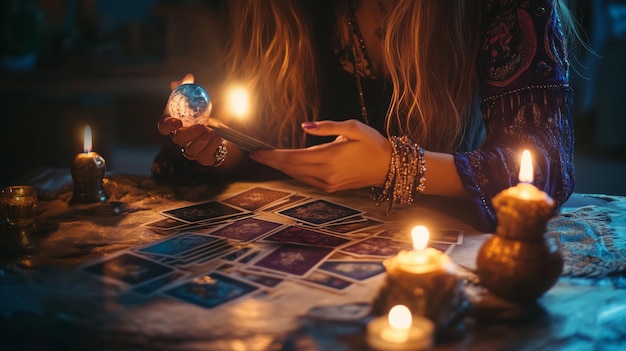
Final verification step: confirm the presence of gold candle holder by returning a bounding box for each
[372,226,468,337]
[476,150,562,302]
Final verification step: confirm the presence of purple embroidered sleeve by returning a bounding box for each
[453,0,575,231]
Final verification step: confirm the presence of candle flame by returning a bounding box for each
[388,305,412,330]
[519,150,533,183]
[83,126,92,153]
[411,225,429,251]
[227,86,249,119]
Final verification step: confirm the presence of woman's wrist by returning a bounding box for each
[373,136,426,214]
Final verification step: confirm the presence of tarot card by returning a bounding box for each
[83,253,174,286]
[162,201,248,223]
[296,270,353,293]
[135,232,224,258]
[277,199,363,227]
[430,229,464,245]
[376,228,412,242]
[173,213,255,235]
[132,270,188,296]
[260,225,350,247]
[429,243,455,255]
[142,217,188,231]
[163,241,234,266]
[176,237,228,257]
[239,265,289,279]
[161,241,232,264]
[192,245,240,266]
[216,264,285,289]
[323,217,385,234]
[208,217,284,243]
[222,187,293,211]
[378,228,464,245]
[305,302,371,322]
[236,271,284,288]
[340,237,411,258]
[318,260,386,282]
[326,214,367,225]
[220,247,253,262]
[237,250,262,264]
[206,119,274,151]
[262,194,310,212]
[164,272,260,309]
[186,244,238,266]
[252,244,334,277]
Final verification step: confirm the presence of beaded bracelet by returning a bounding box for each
[374,136,426,215]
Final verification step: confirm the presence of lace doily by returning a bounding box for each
[548,194,626,278]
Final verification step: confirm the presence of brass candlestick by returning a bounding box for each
[476,151,562,302]
[372,227,468,337]
[372,250,467,335]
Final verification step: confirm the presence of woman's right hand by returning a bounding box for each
[157,73,227,167]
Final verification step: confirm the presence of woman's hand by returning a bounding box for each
[157,73,226,166]
[250,120,392,192]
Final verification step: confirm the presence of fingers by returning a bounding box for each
[287,174,335,192]
[182,132,224,165]
[170,124,210,146]
[301,119,369,140]
[170,73,195,90]
[250,147,327,170]
[158,116,183,136]
[250,151,341,192]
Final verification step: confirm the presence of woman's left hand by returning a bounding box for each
[250,120,391,192]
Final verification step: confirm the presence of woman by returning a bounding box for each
[155,0,578,231]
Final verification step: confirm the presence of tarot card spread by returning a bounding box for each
[79,185,466,309]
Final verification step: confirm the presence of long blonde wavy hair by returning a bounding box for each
[219,0,578,151]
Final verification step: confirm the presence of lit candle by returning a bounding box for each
[70,126,108,204]
[488,149,556,235]
[372,226,467,335]
[395,226,454,273]
[476,149,562,301]
[509,150,555,203]
[367,304,434,351]
[226,85,250,119]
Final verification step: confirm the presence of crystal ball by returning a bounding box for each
[167,83,212,126]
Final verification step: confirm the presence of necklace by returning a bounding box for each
[345,1,378,126]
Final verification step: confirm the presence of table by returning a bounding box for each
[1,169,625,351]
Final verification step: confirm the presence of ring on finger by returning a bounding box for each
[181,141,194,160]
[181,146,191,159]
[212,140,228,167]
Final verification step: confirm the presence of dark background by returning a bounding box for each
[1,0,625,195]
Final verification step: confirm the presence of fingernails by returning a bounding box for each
[302,122,318,130]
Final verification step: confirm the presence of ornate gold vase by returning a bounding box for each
[476,184,562,302]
